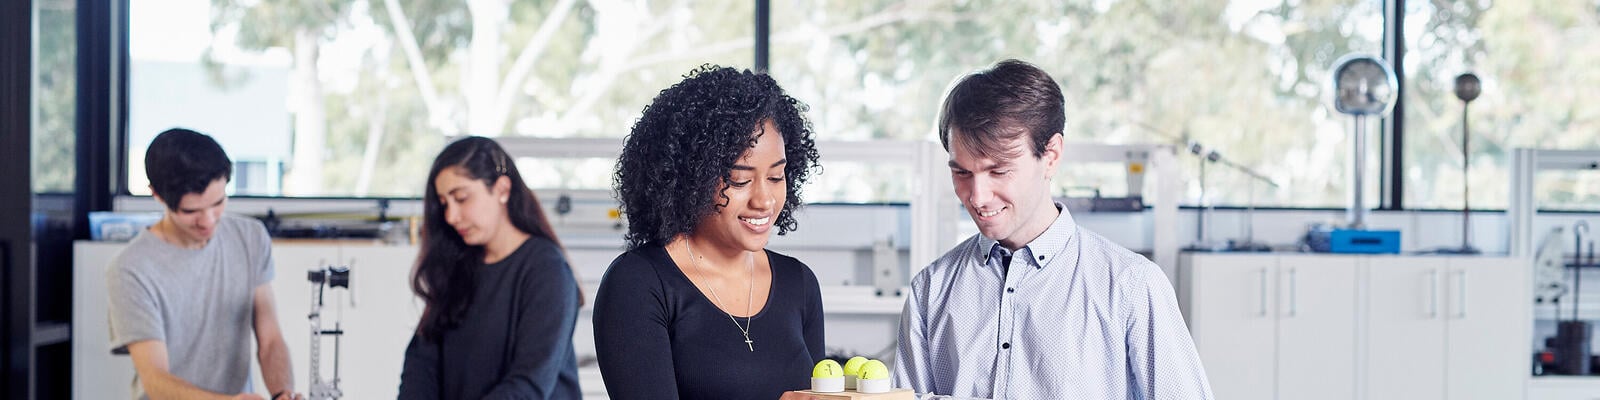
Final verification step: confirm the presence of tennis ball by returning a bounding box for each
[842,356,869,377]
[812,359,843,378]
[859,359,889,380]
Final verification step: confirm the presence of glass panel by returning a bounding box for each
[771,0,1384,207]
[33,0,76,193]
[1403,0,1600,210]
[805,161,914,203]
[128,0,753,197]
[515,157,617,191]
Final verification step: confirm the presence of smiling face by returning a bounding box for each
[693,119,789,252]
[152,177,229,247]
[433,166,513,247]
[947,128,1063,250]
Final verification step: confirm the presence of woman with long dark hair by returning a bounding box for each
[399,136,581,399]
[593,65,825,399]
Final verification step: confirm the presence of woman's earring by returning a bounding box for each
[500,197,508,204]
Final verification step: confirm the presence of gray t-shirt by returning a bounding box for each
[106,213,275,400]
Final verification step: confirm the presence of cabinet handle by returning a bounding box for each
[1258,267,1268,317]
[1455,270,1468,319]
[1428,269,1440,319]
[1287,267,1298,318]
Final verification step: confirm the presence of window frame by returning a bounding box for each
[87,0,1586,212]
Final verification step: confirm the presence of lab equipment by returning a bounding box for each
[307,265,352,399]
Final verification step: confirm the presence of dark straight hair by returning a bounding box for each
[938,59,1066,160]
[145,128,233,210]
[411,136,569,340]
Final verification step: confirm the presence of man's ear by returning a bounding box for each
[1042,133,1064,180]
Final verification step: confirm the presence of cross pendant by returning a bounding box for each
[745,339,754,351]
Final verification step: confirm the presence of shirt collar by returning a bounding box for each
[975,202,1078,269]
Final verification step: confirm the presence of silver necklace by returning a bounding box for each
[683,239,756,351]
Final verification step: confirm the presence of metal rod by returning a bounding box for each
[1577,223,1588,322]
[1462,102,1472,250]
[1349,115,1369,229]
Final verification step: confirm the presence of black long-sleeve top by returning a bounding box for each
[399,237,582,399]
[593,243,825,400]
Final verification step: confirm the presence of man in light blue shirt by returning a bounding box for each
[892,60,1213,399]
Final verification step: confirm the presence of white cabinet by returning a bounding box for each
[1182,254,1359,400]
[1364,257,1447,400]
[1528,377,1600,400]
[1364,256,1527,400]
[1276,255,1360,400]
[1181,253,1528,400]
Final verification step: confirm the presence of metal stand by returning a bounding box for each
[1228,178,1272,252]
[1181,140,1278,252]
[1186,146,1227,252]
[1446,72,1482,254]
[1348,114,1369,230]
[307,266,351,400]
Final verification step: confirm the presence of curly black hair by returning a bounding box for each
[614,65,821,250]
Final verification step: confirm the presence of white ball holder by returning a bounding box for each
[844,375,858,390]
[811,376,844,393]
[856,378,891,394]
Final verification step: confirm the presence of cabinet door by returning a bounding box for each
[1446,257,1529,400]
[1183,254,1277,400]
[1276,254,1360,400]
[1365,256,1448,400]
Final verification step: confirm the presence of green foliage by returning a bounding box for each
[34,3,76,193]
[165,0,1599,206]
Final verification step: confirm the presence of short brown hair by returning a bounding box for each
[938,59,1065,159]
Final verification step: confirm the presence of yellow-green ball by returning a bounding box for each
[842,356,869,377]
[812,359,843,378]
[859,359,889,380]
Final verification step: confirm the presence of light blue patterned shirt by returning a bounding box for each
[893,205,1213,399]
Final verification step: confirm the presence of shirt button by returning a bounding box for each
[1038,255,1045,261]
[1006,287,1015,293]
[1001,342,1011,349]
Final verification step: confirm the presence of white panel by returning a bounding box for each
[1527,376,1600,400]
[1275,254,1359,400]
[1182,254,1277,400]
[72,242,138,400]
[1365,256,1447,400]
[1447,257,1529,400]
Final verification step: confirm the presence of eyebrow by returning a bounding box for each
[948,159,1009,172]
[179,197,225,213]
[732,158,788,171]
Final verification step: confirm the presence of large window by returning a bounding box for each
[34,0,76,193]
[119,0,1597,208]
[1402,0,1600,211]
[772,0,1384,207]
[128,0,752,197]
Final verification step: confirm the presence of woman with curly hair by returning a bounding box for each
[593,65,825,399]
[399,137,582,399]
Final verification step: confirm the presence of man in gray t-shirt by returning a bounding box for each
[106,128,301,400]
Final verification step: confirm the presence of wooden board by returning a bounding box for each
[783,388,915,400]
